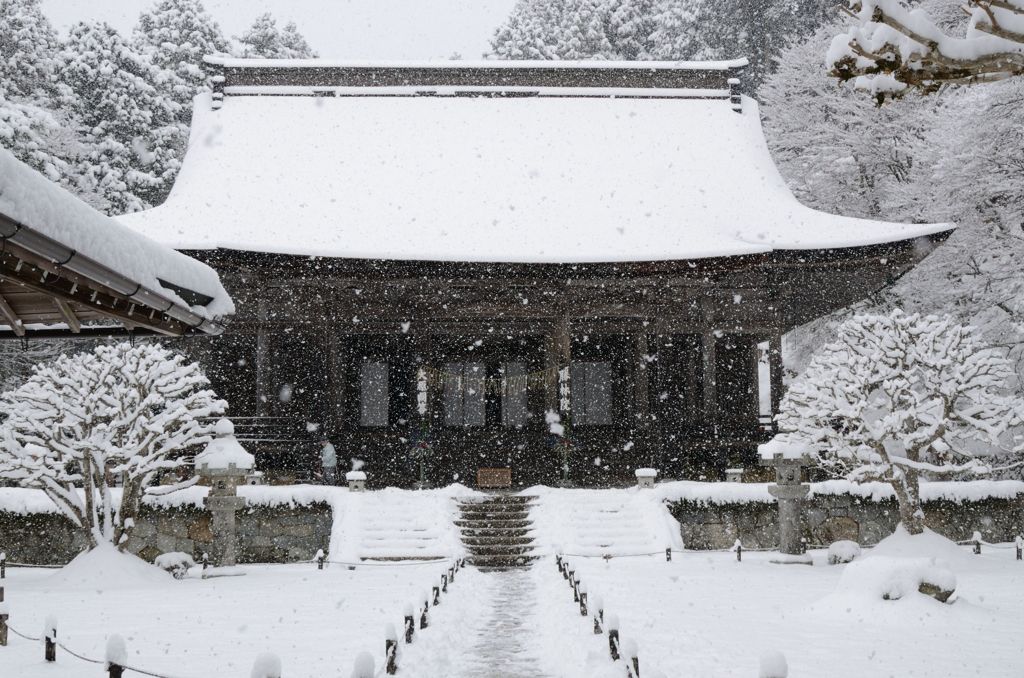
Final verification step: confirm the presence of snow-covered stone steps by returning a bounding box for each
[457,495,539,569]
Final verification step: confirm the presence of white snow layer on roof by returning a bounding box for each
[0,150,233,317]
[118,93,951,263]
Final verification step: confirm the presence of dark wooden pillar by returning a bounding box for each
[544,318,571,413]
[769,332,784,424]
[255,300,271,417]
[701,332,717,435]
[325,329,344,434]
[633,330,650,422]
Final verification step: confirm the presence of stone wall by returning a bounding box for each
[669,494,1024,550]
[0,502,332,566]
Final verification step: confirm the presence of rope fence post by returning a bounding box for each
[442,572,448,592]
[0,551,5,579]
[0,585,8,647]
[592,594,603,634]
[201,552,209,580]
[385,623,398,675]
[44,615,57,662]
[404,604,415,643]
[973,531,982,555]
[1016,535,1022,561]
[606,612,620,661]
[571,572,579,602]
[623,637,639,677]
[578,582,588,617]
[432,585,440,606]
[665,548,671,562]
[735,539,743,562]
[420,596,429,630]
[316,549,325,571]
[106,634,127,678]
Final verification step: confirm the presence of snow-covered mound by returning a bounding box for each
[46,543,171,589]
[527,486,682,557]
[867,526,973,566]
[836,556,956,602]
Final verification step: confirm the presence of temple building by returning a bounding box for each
[118,58,951,487]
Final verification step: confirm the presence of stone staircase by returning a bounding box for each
[456,495,538,569]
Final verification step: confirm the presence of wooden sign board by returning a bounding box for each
[477,467,512,489]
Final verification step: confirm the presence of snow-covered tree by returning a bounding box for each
[133,0,230,115]
[0,342,226,549]
[828,0,1024,100]
[58,21,186,213]
[489,0,622,60]
[235,13,317,58]
[0,0,63,98]
[776,310,1024,534]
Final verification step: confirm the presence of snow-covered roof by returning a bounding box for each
[0,150,234,326]
[118,61,951,264]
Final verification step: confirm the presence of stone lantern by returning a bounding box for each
[195,418,255,567]
[346,470,367,492]
[759,438,811,564]
[634,468,657,489]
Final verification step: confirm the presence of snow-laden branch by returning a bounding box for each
[828,0,1024,100]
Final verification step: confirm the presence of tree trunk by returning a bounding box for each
[80,454,99,550]
[891,471,925,535]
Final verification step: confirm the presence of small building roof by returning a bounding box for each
[118,60,951,264]
[0,150,233,338]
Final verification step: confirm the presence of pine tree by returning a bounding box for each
[0,0,62,98]
[279,21,317,58]
[133,0,230,114]
[58,21,185,213]
[235,13,316,59]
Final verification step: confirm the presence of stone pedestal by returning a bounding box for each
[762,454,811,563]
[205,493,246,566]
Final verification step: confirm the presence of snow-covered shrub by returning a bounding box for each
[837,555,956,603]
[759,650,788,678]
[0,342,226,550]
[776,310,1024,534]
[828,540,862,565]
[154,551,196,579]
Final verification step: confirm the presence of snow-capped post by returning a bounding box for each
[0,551,5,579]
[665,547,671,562]
[442,572,448,592]
[578,581,588,617]
[420,599,429,630]
[195,419,254,567]
[432,585,440,606]
[606,612,620,660]
[635,468,657,489]
[351,652,374,678]
[728,77,742,113]
[623,637,639,677]
[250,652,282,678]
[385,623,398,675]
[316,549,325,570]
[734,539,743,562]
[973,531,983,555]
[572,572,580,603]
[449,564,455,583]
[759,442,811,564]
[346,470,367,492]
[1016,535,1022,561]
[403,604,415,643]
[759,650,788,678]
[0,586,8,646]
[44,615,57,661]
[106,634,127,678]
[593,595,604,634]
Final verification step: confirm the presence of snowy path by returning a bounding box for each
[399,567,554,678]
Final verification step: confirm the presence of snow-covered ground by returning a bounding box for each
[2,548,458,677]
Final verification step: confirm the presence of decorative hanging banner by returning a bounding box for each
[416,364,562,395]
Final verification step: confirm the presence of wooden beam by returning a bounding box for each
[53,299,81,333]
[0,291,25,336]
